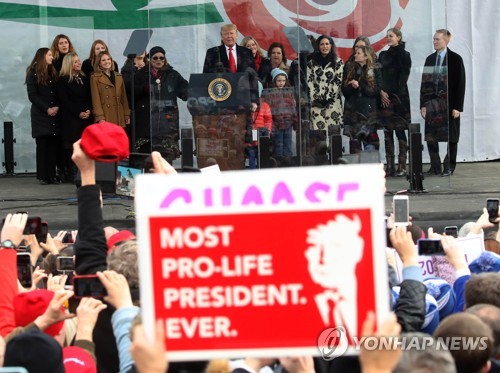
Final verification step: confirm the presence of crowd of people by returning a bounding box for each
[0,140,499,372]
[25,24,465,177]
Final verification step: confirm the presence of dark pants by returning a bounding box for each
[36,135,59,181]
[427,141,458,173]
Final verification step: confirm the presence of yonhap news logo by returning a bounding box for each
[317,326,349,361]
[317,326,490,361]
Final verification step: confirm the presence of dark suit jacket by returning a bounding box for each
[420,48,466,142]
[202,44,256,74]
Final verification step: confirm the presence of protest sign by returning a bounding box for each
[135,164,388,360]
[391,234,485,283]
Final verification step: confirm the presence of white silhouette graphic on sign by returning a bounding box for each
[305,215,364,342]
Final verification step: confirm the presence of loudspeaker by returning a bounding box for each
[329,135,343,164]
[408,126,425,192]
[258,135,271,168]
[2,121,16,174]
[75,162,117,194]
[180,128,194,168]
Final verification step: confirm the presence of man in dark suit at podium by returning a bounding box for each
[203,24,256,73]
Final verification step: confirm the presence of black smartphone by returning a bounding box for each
[24,217,42,236]
[418,239,445,256]
[73,275,107,298]
[2,216,42,237]
[17,252,32,288]
[444,226,458,238]
[56,256,74,272]
[38,222,48,244]
[487,198,499,224]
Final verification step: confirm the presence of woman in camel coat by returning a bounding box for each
[90,51,130,127]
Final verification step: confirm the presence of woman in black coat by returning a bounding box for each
[342,45,383,153]
[57,52,93,181]
[26,47,61,185]
[378,28,412,176]
[133,46,188,163]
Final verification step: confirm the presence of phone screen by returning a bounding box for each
[418,239,445,256]
[444,226,458,238]
[487,199,499,224]
[73,275,107,298]
[2,216,42,236]
[17,253,32,288]
[38,222,48,244]
[62,231,73,244]
[393,197,409,226]
[56,256,74,272]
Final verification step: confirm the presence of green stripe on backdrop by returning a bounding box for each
[0,2,223,29]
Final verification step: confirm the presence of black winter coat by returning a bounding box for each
[57,75,93,143]
[420,48,466,142]
[26,69,60,138]
[133,64,188,139]
[342,64,383,138]
[378,45,412,129]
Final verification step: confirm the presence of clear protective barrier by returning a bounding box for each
[0,1,454,190]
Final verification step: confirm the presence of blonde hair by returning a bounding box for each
[60,53,85,81]
[240,36,264,57]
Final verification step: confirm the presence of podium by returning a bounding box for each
[188,73,255,170]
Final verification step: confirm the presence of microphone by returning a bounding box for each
[215,46,224,73]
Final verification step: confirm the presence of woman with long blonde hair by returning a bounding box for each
[57,52,93,181]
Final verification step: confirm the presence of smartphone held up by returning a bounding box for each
[393,195,409,227]
[73,275,107,298]
[487,198,499,224]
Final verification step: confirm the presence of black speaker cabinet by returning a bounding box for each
[75,162,117,194]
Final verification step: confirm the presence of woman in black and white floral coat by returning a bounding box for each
[307,35,344,137]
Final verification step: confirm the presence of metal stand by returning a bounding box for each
[407,123,427,193]
[180,128,194,168]
[2,121,16,175]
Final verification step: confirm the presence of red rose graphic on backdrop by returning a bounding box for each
[223,0,411,61]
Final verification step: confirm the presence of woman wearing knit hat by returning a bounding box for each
[133,46,188,163]
[307,35,344,138]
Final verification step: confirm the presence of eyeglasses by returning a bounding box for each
[152,56,165,61]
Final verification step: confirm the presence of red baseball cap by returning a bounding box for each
[106,229,136,252]
[81,122,130,163]
[63,346,97,373]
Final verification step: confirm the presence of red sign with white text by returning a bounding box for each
[148,209,376,355]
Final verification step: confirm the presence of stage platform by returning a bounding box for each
[0,161,499,235]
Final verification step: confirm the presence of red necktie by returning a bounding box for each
[228,47,236,73]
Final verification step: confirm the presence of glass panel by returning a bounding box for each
[0,0,450,190]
